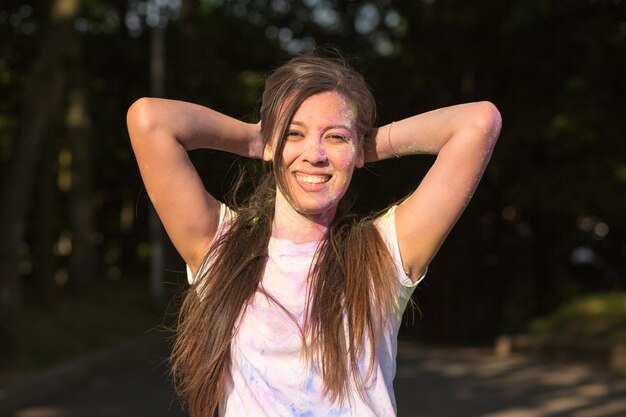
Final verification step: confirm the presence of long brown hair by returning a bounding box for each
[171,52,400,416]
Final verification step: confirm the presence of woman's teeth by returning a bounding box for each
[295,173,330,184]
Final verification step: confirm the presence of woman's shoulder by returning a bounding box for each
[372,204,398,236]
[219,201,237,225]
[373,205,426,288]
[187,201,236,284]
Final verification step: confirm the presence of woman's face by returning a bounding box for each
[264,90,364,219]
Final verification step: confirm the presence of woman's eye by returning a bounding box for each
[327,134,348,142]
[285,131,303,139]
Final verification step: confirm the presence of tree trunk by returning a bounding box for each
[66,34,97,287]
[0,0,81,356]
[35,132,60,303]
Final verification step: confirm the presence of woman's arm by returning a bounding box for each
[368,101,502,282]
[127,98,261,274]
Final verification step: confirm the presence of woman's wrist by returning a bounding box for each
[364,124,400,163]
[245,121,264,159]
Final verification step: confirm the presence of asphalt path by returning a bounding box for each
[8,335,185,417]
[394,344,626,417]
[10,338,626,417]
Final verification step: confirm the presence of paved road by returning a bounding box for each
[10,338,626,417]
[394,344,626,417]
[8,334,185,417]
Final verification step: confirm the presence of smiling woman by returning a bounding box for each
[126,51,501,417]
[268,91,364,228]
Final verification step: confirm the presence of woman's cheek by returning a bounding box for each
[333,145,358,168]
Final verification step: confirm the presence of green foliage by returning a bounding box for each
[528,292,626,343]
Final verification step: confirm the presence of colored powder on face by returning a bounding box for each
[335,144,358,164]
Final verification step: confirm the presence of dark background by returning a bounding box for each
[1,0,624,365]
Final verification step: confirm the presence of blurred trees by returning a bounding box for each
[0,0,624,356]
[0,0,88,354]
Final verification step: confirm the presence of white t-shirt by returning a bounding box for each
[187,203,425,417]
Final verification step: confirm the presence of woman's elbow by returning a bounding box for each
[473,101,502,145]
[127,97,160,140]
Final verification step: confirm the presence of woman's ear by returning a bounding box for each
[263,143,273,162]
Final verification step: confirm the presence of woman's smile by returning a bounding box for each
[293,172,332,185]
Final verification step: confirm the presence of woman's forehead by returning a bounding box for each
[289,91,357,127]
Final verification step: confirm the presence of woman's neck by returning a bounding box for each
[272,189,335,243]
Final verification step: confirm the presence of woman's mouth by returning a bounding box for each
[294,173,331,185]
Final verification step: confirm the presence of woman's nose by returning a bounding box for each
[302,138,328,164]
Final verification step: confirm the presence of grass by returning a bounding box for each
[527,292,626,344]
[0,276,177,382]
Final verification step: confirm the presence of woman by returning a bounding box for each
[127,53,501,416]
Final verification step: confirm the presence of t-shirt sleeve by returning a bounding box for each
[186,202,235,285]
[374,205,427,288]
